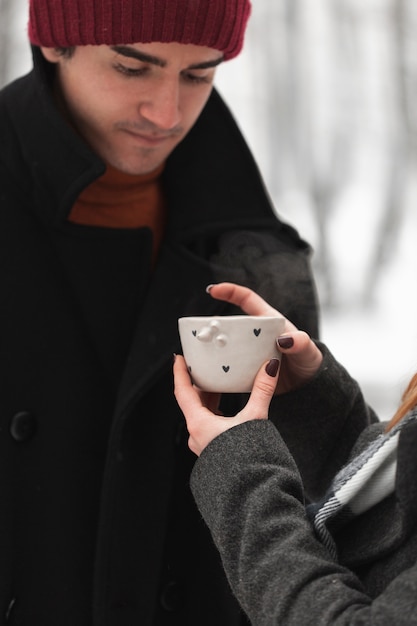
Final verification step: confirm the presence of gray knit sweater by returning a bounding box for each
[190,344,417,625]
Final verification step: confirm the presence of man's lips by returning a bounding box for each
[121,128,178,146]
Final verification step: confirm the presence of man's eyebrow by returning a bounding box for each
[188,57,224,70]
[111,46,166,67]
[111,45,223,70]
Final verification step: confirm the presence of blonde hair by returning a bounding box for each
[385,372,417,432]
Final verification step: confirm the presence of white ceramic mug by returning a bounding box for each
[178,315,285,392]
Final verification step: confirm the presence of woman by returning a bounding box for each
[174,283,417,625]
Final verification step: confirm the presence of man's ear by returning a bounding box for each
[39,47,61,64]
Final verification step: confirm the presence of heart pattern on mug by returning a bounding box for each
[222,366,230,373]
[192,330,197,336]
[253,328,261,337]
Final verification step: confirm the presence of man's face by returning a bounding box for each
[41,42,223,175]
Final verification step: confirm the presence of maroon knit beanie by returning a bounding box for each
[28,0,251,60]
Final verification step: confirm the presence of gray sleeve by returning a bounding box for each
[190,420,417,626]
[269,342,379,499]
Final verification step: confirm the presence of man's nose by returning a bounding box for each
[139,78,181,130]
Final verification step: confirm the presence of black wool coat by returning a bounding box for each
[0,48,319,625]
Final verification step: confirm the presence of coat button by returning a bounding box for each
[9,411,37,442]
[159,581,185,612]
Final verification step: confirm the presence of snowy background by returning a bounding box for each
[3,0,417,420]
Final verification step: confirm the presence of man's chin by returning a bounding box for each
[106,155,166,176]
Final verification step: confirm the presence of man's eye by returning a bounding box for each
[183,73,213,85]
[114,63,147,77]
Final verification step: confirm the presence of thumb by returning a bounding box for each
[240,358,280,421]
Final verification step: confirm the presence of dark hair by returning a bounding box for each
[56,47,76,59]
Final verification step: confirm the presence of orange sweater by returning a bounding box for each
[69,163,166,261]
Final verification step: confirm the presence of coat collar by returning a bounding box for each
[11,48,105,225]
[336,419,417,566]
[396,419,417,531]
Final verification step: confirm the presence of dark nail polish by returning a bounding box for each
[277,336,294,350]
[265,358,280,377]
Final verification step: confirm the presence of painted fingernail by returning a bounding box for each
[265,358,280,377]
[173,353,177,363]
[206,284,215,293]
[277,336,294,349]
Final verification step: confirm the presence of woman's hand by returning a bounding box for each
[207,283,323,393]
[174,283,324,456]
[174,354,279,456]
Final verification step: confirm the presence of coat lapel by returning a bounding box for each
[396,419,417,532]
[337,419,417,566]
[115,240,228,418]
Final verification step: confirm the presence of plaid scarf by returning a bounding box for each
[306,409,417,559]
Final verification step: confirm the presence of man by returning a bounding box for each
[0,1,319,624]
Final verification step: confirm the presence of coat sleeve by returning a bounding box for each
[190,420,417,626]
[268,342,379,500]
[210,228,321,339]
